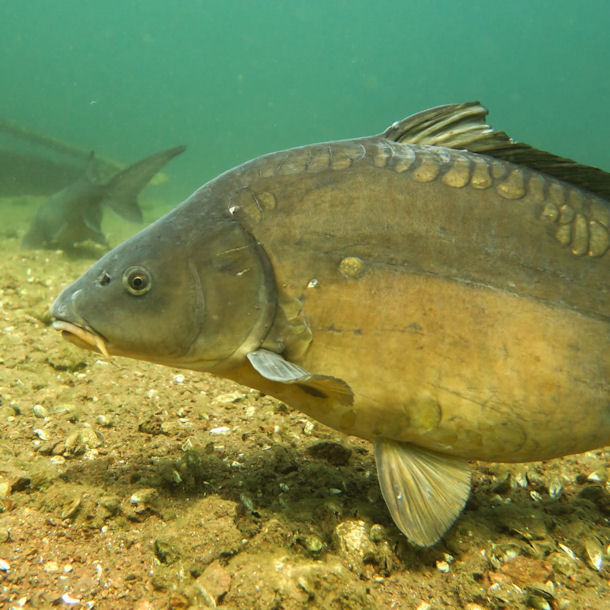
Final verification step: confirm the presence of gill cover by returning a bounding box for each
[182,212,278,370]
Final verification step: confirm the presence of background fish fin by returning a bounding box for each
[383,101,610,199]
[82,202,103,232]
[247,349,353,406]
[101,145,186,223]
[84,151,98,183]
[374,440,471,547]
[81,205,108,245]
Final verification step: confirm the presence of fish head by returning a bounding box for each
[50,195,277,371]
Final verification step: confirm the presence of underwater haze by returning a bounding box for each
[1,0,609,204]
[1,2,610,607]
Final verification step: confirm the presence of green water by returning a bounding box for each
[1,0,608,203]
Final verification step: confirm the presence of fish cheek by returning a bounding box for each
[120,267,204,358]
[78,262,203,359]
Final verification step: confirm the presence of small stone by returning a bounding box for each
[436,560,450,573]
[369,524,387,542]
[130,488,159,506]
[60,593,80,606]
[526,596,552,610]
[196,559,232,601]
[0,558,9,571]
[138,415,166,435]
[298,534,325,553]
[154,539,180,565]
[549,551,576,578]
[548,477,563,499]
[32,404,48,418]
[213,391,244,404]
[96,414,113,428]
[586,469,607,483]
[209,426,230,435]
[488,582,526,605]
[0,469,30,498]
[43,560,59,573]
[333,520,377,574]
[99,495,121,515]
[64,427,102,455]
[61,495,82,519]
[583,536,603,571]
[302,421,315,435]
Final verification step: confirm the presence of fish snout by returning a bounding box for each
[50,288,110,356]
[50,288,81,323]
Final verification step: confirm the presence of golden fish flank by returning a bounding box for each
[50,102,610,548]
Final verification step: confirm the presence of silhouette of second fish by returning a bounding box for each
[22,145,186,249]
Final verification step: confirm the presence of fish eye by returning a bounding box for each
[122,266,152,296]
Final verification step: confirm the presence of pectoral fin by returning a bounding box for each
[374,440,471,546]
[247,349,353,406]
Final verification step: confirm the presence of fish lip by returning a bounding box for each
[52,320,110,357]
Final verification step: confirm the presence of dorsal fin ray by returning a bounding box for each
[382,102,610,200]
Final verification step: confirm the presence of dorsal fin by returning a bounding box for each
[383,102,610,200]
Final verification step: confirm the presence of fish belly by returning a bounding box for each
[294,269,609,463]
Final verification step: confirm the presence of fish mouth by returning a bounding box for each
[52,320,110,357]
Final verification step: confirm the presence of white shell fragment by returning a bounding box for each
[584,536,604,571]
[61,593,81,605]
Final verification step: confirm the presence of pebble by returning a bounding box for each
[583,536,603,571]
[209,426,230,435]
[64,427,103,455]
[60,593,80,605]
[369,524,386,542]
[61,495,82,520]
[130,488,159,506]
[33,428,48,441]
[548,477,563,499]
[587,469,607,483]
[299,534,324,553]
[96,414,113,428]
[302,421,315,435]
[0,558,9,571]
[32,404,48,418]
[214,390,244,403]
[333,520,377,573]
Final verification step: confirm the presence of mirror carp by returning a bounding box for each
[50,103,609,546]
